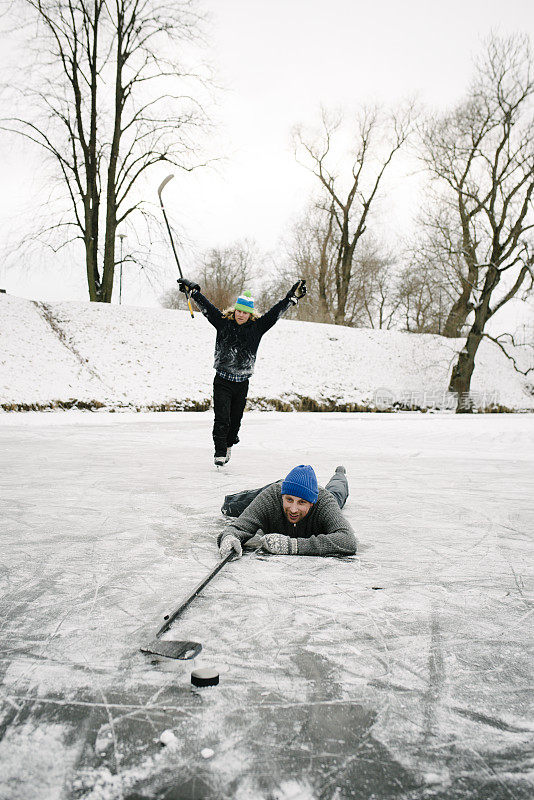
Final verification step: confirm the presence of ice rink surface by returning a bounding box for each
[0,411,533,800]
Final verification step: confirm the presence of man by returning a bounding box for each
[218,465,357,557]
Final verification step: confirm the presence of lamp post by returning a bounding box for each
[118,234,126,305]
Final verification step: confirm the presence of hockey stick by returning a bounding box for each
[141,552,234,659]
[157,173,194,318]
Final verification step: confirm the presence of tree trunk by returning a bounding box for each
[442,249,478,337]
[101,219,116,302]
[317,210,333,321]
[317,266,330,321]
[85,226,98,301]
[448,330,483,412]
[334,244,353,324]
[85,1,102,301]
[442,291,473,338]
[101,9,124,304]
[449,265,500,412]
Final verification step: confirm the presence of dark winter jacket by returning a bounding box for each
[218,482,358,556]
[191,291,293,379]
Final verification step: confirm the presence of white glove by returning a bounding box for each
[219,533,242,560]
[260,534,298,555]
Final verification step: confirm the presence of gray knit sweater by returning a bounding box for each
[219,482,357,556]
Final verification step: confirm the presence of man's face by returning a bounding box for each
[235,310,251,325]
[282,494,313,524]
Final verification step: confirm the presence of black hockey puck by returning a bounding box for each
[191,667,219,687]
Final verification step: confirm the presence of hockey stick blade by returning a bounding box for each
[141,639,202,660]
[158,173,174,202]
[141,555,234,660]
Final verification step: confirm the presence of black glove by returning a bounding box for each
[286,279,307,303]
[177,278,200,295]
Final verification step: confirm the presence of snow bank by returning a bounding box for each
[1,293,532,410]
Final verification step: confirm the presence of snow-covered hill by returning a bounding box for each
[1,294,533,411]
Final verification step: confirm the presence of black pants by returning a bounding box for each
[213,375,249,457]
[222,469,349,517]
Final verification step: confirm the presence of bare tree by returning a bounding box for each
[396,260,444,333]
[1,0,210,302]
[293,105,414,325]
[197,240,258,309]
[283,202,337,323]
[346,238,399,329]
[406,200,476,336]
[420,33,534,410]
[281,201,400,327]
[161,239,258,311]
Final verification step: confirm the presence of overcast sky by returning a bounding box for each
[1,0,533,311]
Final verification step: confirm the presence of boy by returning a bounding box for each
[177,278,306,466]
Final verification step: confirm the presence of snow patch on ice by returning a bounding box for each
[272,779,317,800]
[0,723,76,800]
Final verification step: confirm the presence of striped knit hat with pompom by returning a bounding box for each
[234,290,255,313]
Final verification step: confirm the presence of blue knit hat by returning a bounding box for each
[234,290,255,313]
[281,465,318,504]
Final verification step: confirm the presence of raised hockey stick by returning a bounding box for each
[157,174,194,318]
[141,553,234,659]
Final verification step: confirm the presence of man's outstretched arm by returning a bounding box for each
[217,484,278,558]
[261,494,357,556]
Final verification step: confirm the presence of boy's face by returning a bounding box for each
[282,494,313,524]
[235,310,251,325]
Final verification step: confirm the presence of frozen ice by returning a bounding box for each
[0,410,532,799]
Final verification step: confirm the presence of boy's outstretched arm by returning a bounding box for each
[178,278,223,329]
[257,279,307,334]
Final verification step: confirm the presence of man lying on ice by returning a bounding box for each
[218,465,357,558]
